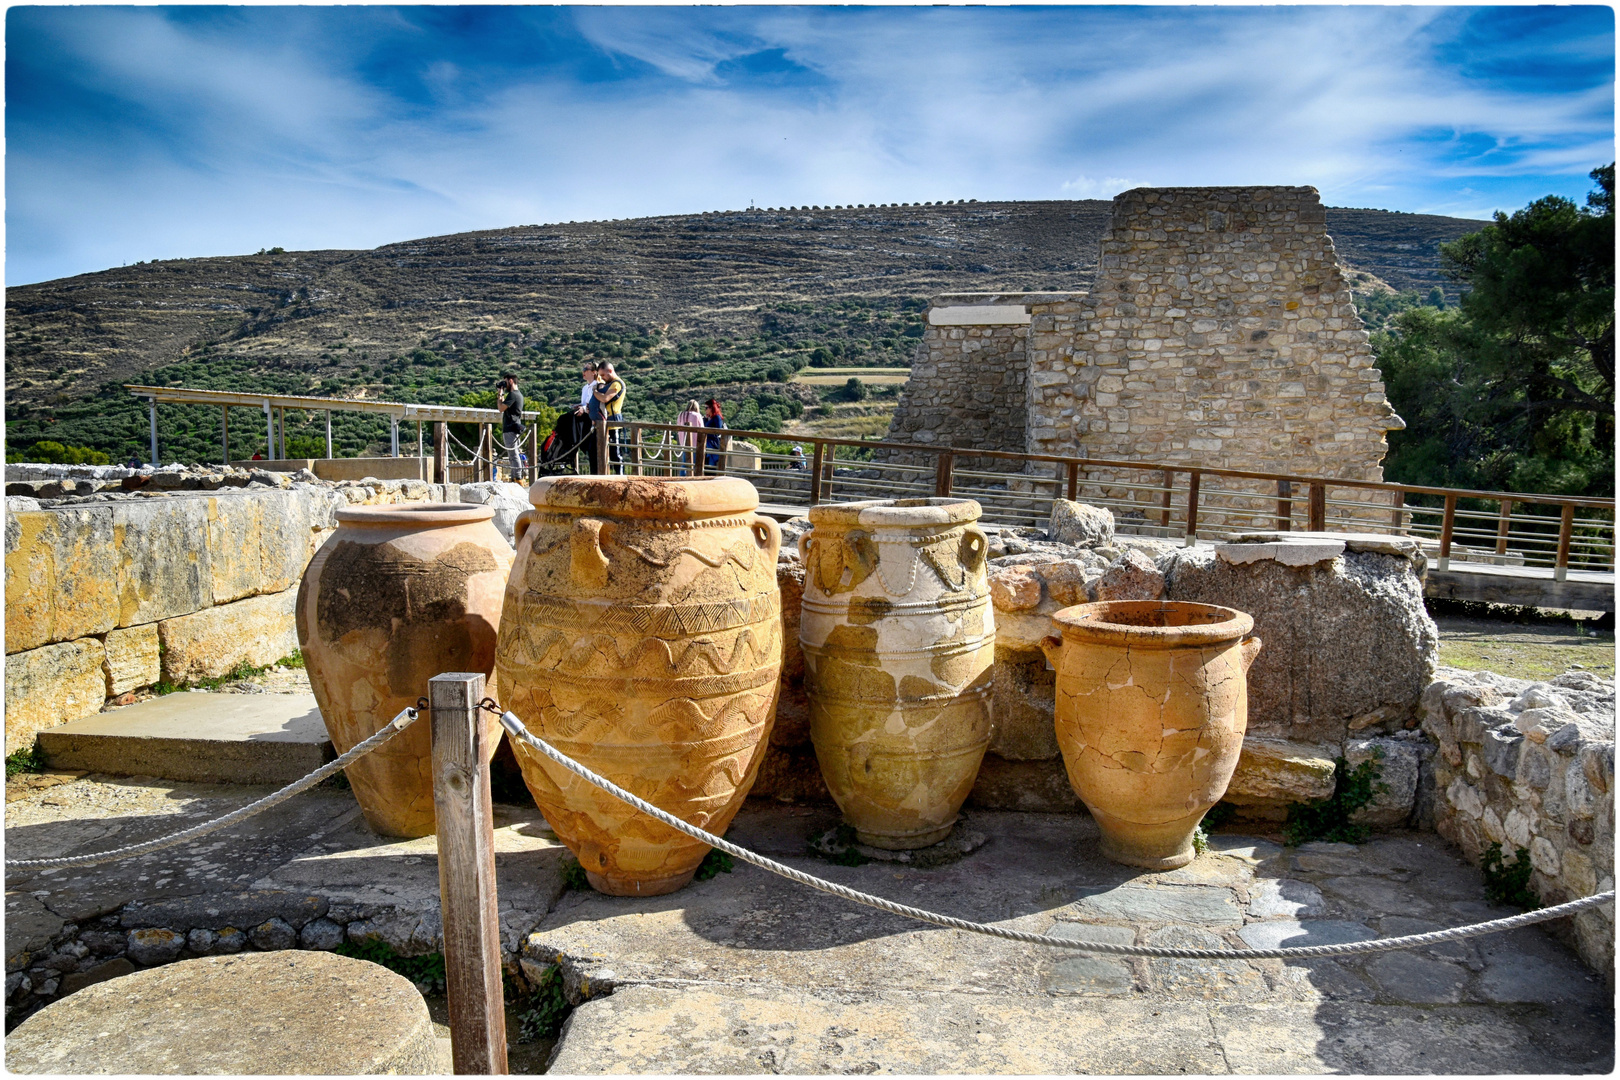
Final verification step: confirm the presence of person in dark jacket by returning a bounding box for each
[496,373,525,480]
[703,398,727,472]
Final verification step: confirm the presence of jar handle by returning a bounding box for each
[960,525,989,572]
[571,517,611,589]
[513,509,535,547]
[1040,634,1064,671]
[1240,635,1263,673]
[751,515,781,560]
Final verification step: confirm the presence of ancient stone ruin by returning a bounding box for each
[886,187,1406,525]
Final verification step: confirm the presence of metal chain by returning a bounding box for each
[496,709,1615,961]
[6,705,423,870]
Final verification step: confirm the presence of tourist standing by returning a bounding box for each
[576,362,598,414]
[703,398,727,473]
[676,399,702,476]
[496,373,524,481]
[590,362,628,475]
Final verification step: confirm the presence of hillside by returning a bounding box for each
[4,199,1486,463]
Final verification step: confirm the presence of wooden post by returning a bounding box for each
[1391,489,1406,534]
[429,673,509,1076]
[1160,470,1175,531]
[1495,499,1513,556]
[935,452,954,498]
[593,419,608,476]
[1438,493,1457,571]
[808,442,824,504]
[1308,483,1327,532]
[630,428,643,476]
[1184,470,1201,545]
[1274,479,1291,531]
[1065,462,1079,502]
[434,422,448,485]
[1555,503,1575,582]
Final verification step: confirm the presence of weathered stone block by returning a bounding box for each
[1163,546,1437,744]
[205,494,265,604]
[989,647,1058,760]
[157,590,298,683]
[256,490,316,594]
[1345,737,1421,827]
[101,624,161,696]
[1223,738,1336,818]
[1048,500,1114,547]
[1091,549,1164,602]
[5,507,119,653]
[114,498,215,626]
[5,638,108,752]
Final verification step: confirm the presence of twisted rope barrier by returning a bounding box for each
[496,707,1615,961]
[5,706,422,870]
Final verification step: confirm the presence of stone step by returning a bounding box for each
[36,692,333,785]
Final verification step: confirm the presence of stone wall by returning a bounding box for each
[1419,667,1615,976]
[881,293,1073,469]
[882,189,1407,530]
[1,470,517,753]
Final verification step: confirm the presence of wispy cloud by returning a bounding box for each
[5,6,1612,285]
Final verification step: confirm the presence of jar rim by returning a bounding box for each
[334,502,495,526]
[1050,600,1253,647]
[530,476,759,518]
[807,497,982,528]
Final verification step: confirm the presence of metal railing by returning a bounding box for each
[606,420,1614,581]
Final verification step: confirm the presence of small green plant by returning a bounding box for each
[560,855,591,891]
[1282,755,1387,847]
[1481,842,1540,909]
[1191,826,1209,855]
[694,849,734,881]
[279,649,306,669]
[515,963,571,1042]
[6,746,48,778]
[333,940,447,994]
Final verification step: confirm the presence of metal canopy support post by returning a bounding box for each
[326,412,334,459]
[264,401,274,459]
[429,673,510,1076]
[221,406,229,467]
[277,407,286,459]
[417,420,424,461]
[434,422,448,485]
[390,417,400,458]
[149,400,159,465]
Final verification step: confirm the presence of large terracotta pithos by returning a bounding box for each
[494,476,782,896]
[799,498,995,849]
[296,503,513,838]
[1041,600,1262,869]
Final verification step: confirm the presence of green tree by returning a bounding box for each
[844,377,868,402]
[1375,164,1614,496]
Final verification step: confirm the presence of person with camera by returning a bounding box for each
[496,373,525,481]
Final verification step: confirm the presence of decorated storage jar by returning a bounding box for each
[799,497,995,849]
[494,476,782,896]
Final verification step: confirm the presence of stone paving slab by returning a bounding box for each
[35,692,332,785]
[532,807,1613,1073]
[551,985,1610,1074]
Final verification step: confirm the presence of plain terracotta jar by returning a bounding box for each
[296,503,514,838]
[799,498,995,849]
[494,476,782,896]
[1041,600,1261,869]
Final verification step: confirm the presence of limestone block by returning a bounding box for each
[1091,549,1165,602]
[1048,500,1114,547]
[205,493,265,604]
[255,490,315,594]
[5,638,108,753]
[158,589,298,683]
[457,481,532,547]
[990,646,1059,760]
[1163,546,1437,745]
[113,498,215,626]
[773,559,810,747]
[5,507,119,653]
[102,624,160,695]
[1344,736,1421,827]
[1223,738,1336,818]
[1217,539,1345,568]
[989,566,1043,611]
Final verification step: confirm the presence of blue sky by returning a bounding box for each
[6,5,1614,285]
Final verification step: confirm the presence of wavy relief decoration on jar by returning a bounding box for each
[494,476,782,896]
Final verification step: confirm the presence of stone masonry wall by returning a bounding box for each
[3,469,521,753]
[881,293,1073,469]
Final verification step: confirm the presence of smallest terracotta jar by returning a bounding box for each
[1042,600,1260,869]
